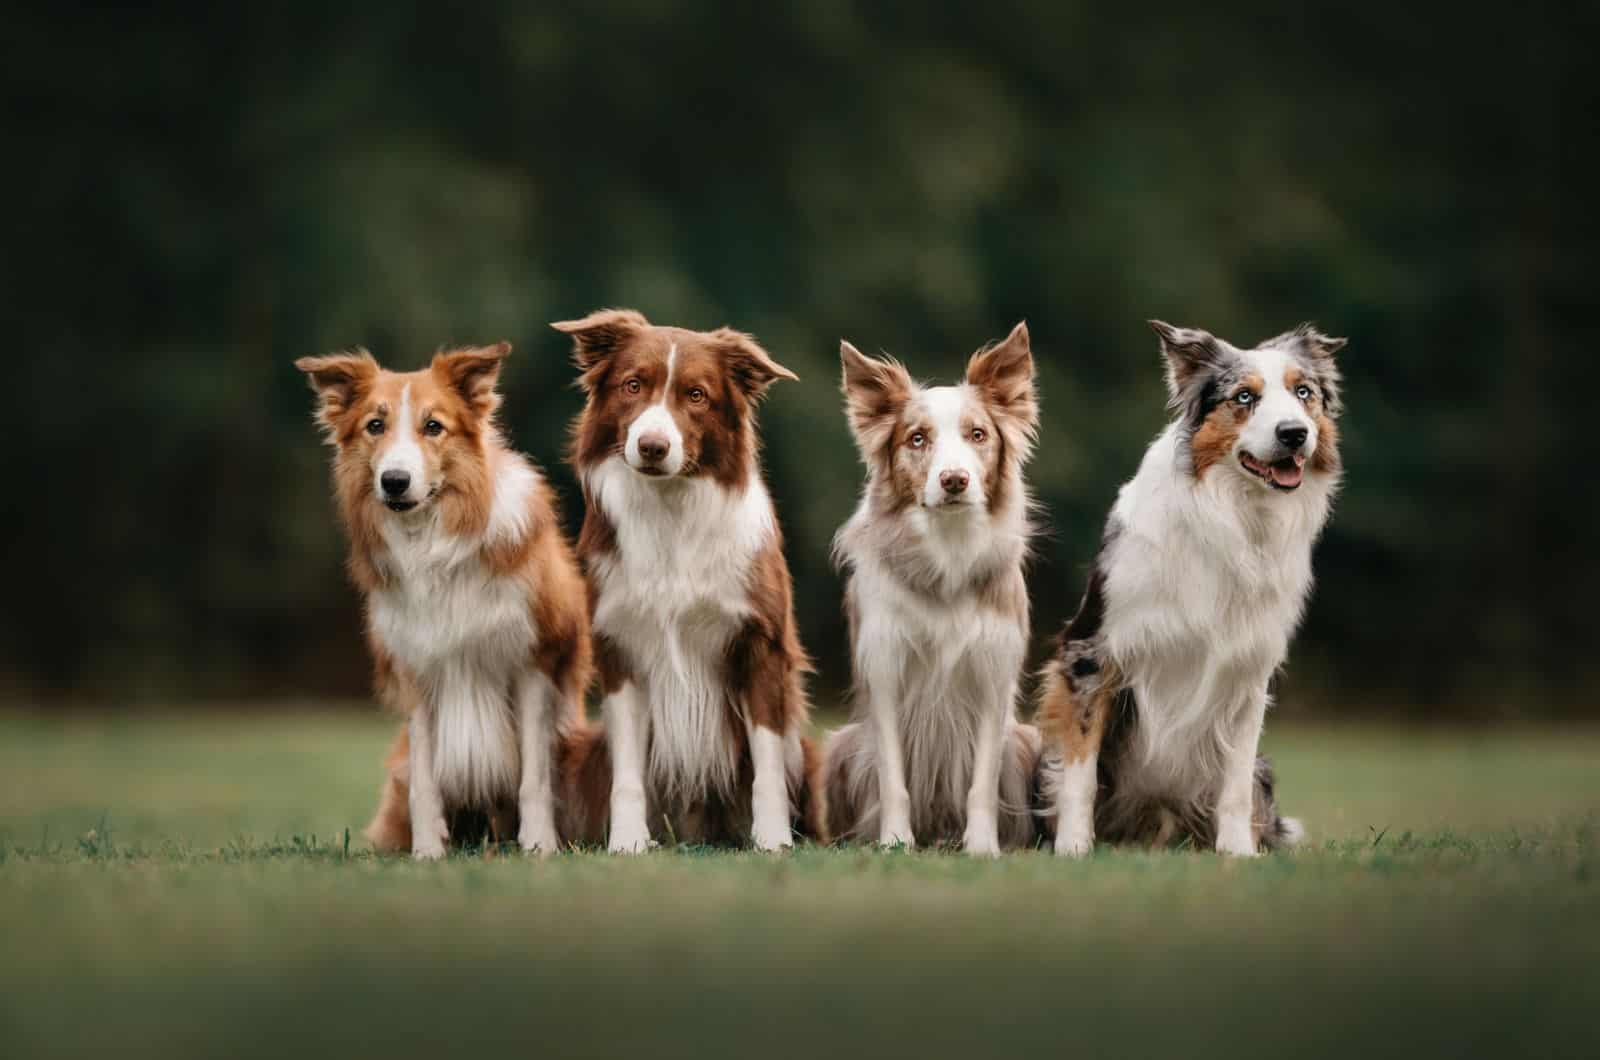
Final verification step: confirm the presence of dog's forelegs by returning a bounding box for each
[515,670,562,854]
[861,667,913,848]
[1045,665,1111,857]
[603,681,653,854]
[407,709,449,860]
[1215,682,1270,857]
[962,694,1009,857]
[747,720,794,852]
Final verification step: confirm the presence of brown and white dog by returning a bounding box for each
[296,343,592,859]
[1037,321,1344,856]
[557,309,822,852]
[823,324,1042,855]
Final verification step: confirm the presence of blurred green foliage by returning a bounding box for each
[4,3,1595,711]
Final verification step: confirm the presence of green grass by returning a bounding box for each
[2,711,1597,1059]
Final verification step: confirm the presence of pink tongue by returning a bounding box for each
[1271,460,1305,488]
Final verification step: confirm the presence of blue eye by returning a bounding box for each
[1235,391,1254,406]
[1295,385,1314,401]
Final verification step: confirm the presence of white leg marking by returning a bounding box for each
[408,710,449,860]
[1215,686,1268,857]
[515,669,562,854]
[1054,754,1097,856]
[869,687,913,848]
[748,723,793,851]
[961,697,1008,857]
[604,682,654,853]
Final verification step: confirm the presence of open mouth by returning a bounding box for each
[1240,452,1306,491]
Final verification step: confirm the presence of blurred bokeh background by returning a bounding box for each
[5,2,1596,716]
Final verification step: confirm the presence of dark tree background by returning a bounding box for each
[4,2,1595,714]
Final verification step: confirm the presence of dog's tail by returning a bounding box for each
[1255,756,1306,851]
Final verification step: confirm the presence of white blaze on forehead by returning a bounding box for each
[921,385,984,507]
[1237,344,1316,459]
[624,342,686,475]
[376,382,426,498]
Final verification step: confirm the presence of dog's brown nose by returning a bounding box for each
[637,432,671,464]
[940,469,969,495]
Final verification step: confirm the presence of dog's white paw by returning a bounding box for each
[1215,820,1260,857]
[878,820,915,849]
[518,822,561,855]
[962,830,1002,858]
[1054,830,1094,857]
[752,819,794,852]
[608,821,655,854]
[411,817,448,861]
[412,838,447,861]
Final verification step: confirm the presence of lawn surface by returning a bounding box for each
[2,710,1597,1059]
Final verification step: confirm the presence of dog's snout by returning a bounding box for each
[637,432,671,464]
[1275,422,1309,451]
[380,470,411,497]
[939,469,970,496]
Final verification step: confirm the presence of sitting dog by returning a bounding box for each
[296,343,591,858]
[557,309,823,852]
[1038,321,1345,856]
[824,324,1042,855]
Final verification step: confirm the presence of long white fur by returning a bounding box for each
[586,452,796,852]
[368,451,558,856]
[1054,344,1333,856]
[835,383,1030,855]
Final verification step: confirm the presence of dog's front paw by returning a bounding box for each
[752,818,794,852]
[411,817,448,860]
[608,820,655,854]
[1054,829,1094,857]
[1215,819,1260,857]
[962,828,1002,858]
[878,820,914,849]
[412,837,447,861]
[518,822,561,855]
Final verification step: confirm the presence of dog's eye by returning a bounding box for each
[365,419,385,436]
[909,431,927,449]
[1295,384,1314,402]
[970,427,987,443]
[624,378,642,395]
[1235,390,1255,406]
[686,386,706,404]
[423,419,445,437]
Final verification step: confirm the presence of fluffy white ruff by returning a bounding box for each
[585,455,778,804]
[369,451,541,809]
[1099,423,1334,818]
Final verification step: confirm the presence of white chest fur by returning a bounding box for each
[844,520,1028,829]
[1102,427,1330,802]
[586,457,775,799]
[367,459,540,807]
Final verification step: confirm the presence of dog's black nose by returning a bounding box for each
[637,432,670,464]
[940,469,970,495]
[380,470,411,497]
[1275,422,1309,451]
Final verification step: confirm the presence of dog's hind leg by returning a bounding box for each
[364,724,412,854]
[1037,650,1115,857]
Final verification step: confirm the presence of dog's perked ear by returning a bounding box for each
[712,328,798,399]
[432,342,511,420]
[551,309,649,390]
[294,349,379,437]
[840,340,914,462]
[1150,320,1227,414]
[1281,322,1347,418]
[965,321,1039,458]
